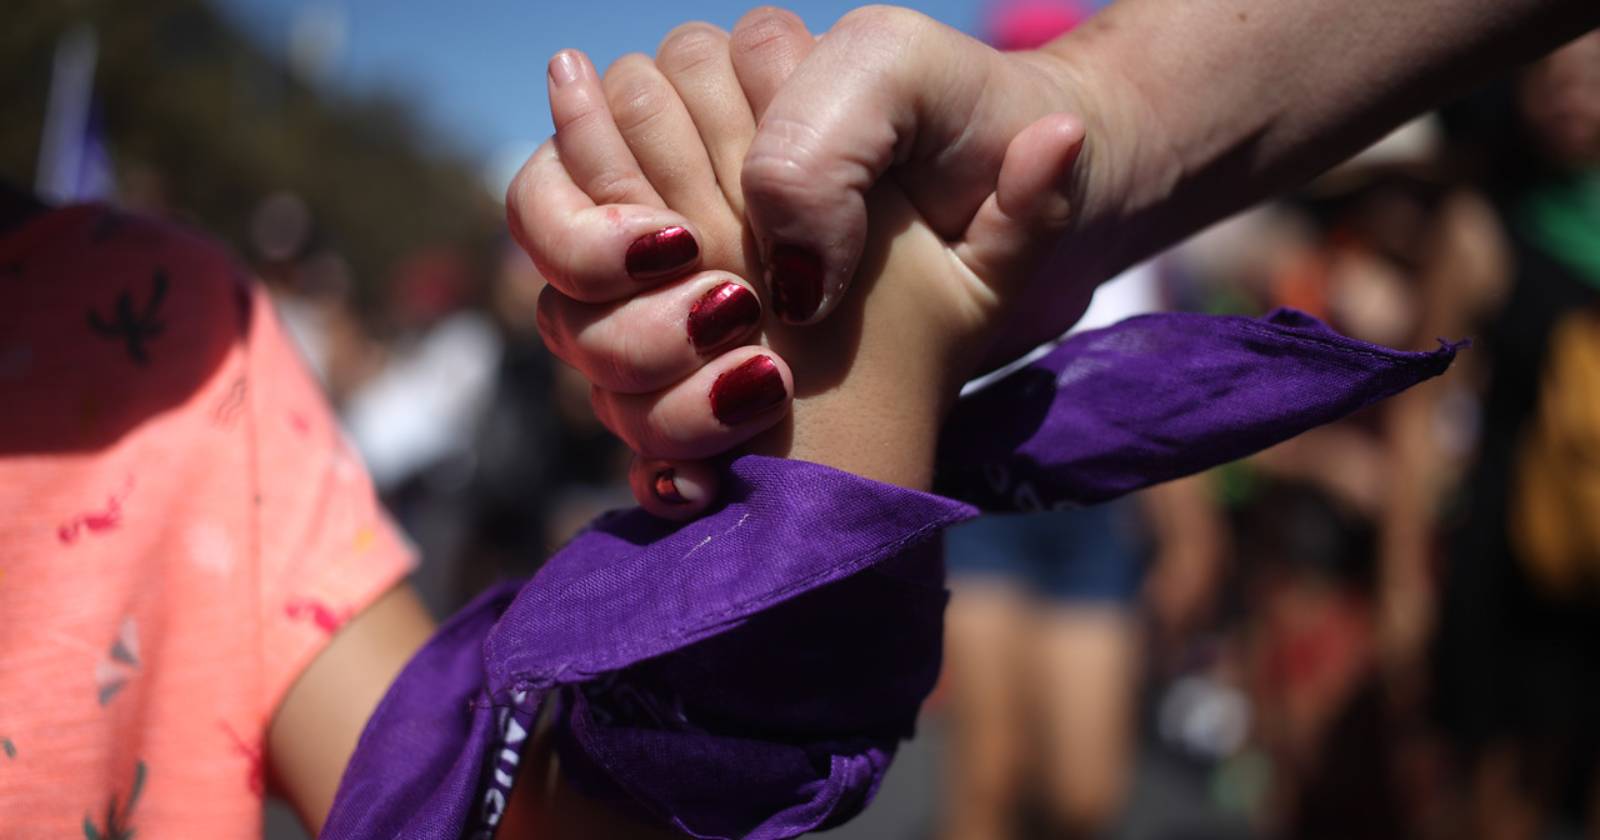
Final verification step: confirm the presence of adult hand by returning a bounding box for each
[509,7,1106,516]
[507,12,821,518]
[739,4,1113,341]
[512,0,1597,516]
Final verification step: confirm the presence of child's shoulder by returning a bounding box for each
[9,203,253,323]
[1,204,258,454]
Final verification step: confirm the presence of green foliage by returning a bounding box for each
[0,0,497,307]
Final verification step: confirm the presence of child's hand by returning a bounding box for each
[511,11,1086,514]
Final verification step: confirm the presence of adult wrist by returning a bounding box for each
[1028,28,1172,285]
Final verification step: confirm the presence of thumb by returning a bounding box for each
[737,6,973,325]
[952,113,1086,298]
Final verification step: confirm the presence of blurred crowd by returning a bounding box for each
[927,29,1600,840]
[8,1,1598,838]
[258,214,633,617]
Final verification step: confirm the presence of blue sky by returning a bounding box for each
[212,0,989,193]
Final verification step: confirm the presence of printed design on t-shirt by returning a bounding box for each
[87,268,168,366]
[82,759,145,840]
[2,736,16,760]
[58,476,134,545]
[284,596,353,635]
[353,525,377,555]
[212,375,248,428]
[184,521,237,577]
[95,617,141,706]
[219,721,265,796]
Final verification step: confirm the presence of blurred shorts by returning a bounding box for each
[945,499,1148,605]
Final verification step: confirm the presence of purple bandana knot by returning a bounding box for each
[321,309,1460,840]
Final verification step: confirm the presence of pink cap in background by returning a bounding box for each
[985,0,1090,50]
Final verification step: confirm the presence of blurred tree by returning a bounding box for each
[0,0,497,309]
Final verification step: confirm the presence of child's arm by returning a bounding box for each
[267,583,435,832]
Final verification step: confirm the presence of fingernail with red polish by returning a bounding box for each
[549,52,581,86]
[626,226,698,281]
[653,468,690,505]
[710,355,787,426]
[768,244,823,323]
[688,282,761,354]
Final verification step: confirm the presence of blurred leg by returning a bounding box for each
[1471,743,1542,840]
[1588,770,1600,840]
[941,580,1030,840]
[1028,605,1140,838]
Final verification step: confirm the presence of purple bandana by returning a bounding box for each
[321,309,1459,840]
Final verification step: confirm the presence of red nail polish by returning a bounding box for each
[626,226,698,281]
[710,355,787,426]
[768,244,823,323]
[688,282,761,353]
[653,468,690,505]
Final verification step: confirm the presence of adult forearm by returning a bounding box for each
[1048,0,1598,279]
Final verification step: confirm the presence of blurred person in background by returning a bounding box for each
[941,472,1223,840]
[936,4,1225,839]
[1168,118,1510,838]
[1432,30,1600,840]
[340,246,500,615]
[1124,113,1512,839]
[454,239,631,605]
[250,190,385,408]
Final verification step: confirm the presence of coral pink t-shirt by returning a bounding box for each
[0,205,415,837]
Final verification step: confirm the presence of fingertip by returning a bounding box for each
[741,134,869,326]
[1036,111,1086,145]
[708,351,791,427]
[996,112,1087,227]
[631,457,717,520]
[624,223,701,283]
[547,49,591,89]
[766,243,826,324]
[603,346,792,460]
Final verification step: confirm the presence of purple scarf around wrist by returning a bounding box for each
[320,308,1460,840]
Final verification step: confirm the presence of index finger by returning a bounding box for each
[506,140,706,303]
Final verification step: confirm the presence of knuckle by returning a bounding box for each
[585,167,652,207]
[657,23,727,74]
[638,406,689,458]
[837,4,922,36]
[604,54,671,135]
[741,121,835,207]
[504,155,546,244]
[601,317,664,393]
[505,163,532,221]
[731,6,805,58]
[550,95,605,137]
[742,110,887,217]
